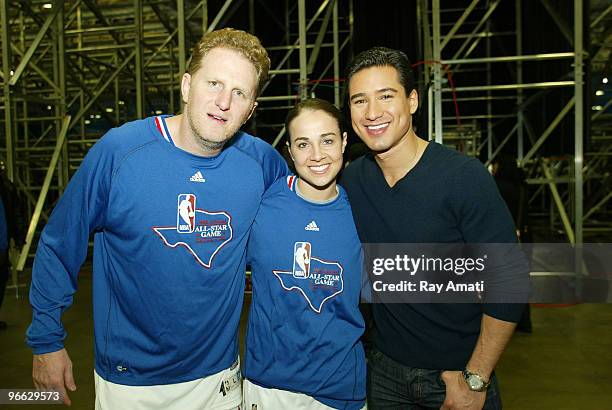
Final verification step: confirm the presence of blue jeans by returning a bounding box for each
[366,348,502,409]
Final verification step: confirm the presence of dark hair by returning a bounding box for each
[346,47,416,96]
[347,142,370,162]
[493,153,524,182]
[285,98,345,144]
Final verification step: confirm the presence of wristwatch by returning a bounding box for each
[462,368,490,392]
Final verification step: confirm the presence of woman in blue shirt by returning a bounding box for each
[244,98,366,410]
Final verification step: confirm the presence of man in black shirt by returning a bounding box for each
[341,47,527,410]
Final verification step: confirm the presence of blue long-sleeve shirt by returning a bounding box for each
[245,176,366,409]
[27,116,288,385]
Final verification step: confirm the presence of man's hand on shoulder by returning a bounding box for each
[440,370,486,410]
[33,348,76,406]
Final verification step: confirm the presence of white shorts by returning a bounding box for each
[95,358,242,410]
[242,378,366,410]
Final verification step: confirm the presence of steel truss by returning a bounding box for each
[421,0,611,245]
[0,0,352,291]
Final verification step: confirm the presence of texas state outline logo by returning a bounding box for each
[152,193,233,268]
[273,241,344,313]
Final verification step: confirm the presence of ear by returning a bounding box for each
[244,101,258,123]
[181,73,192,105]
[287,141,296,162]
[408,89,419,114]
[341,132,348,154]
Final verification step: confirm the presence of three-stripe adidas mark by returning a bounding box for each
[190,171,206,182]
[304,220,319,231]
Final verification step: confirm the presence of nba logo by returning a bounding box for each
[177,194,196,233]
[292,241,311,278]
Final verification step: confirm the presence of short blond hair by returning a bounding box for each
[187,28,271,97]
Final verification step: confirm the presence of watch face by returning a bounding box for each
[467,375,484,390]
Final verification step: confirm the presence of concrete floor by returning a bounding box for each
[1,273,611,410]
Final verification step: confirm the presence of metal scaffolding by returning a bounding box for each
[421,0,611,245]
[0,0,353,290]
[1,0,609,290]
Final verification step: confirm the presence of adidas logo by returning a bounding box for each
[189,171,206,183]
[304,221,319,231]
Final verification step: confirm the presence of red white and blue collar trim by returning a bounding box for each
[154,116,176,146]
[287,175,297,191]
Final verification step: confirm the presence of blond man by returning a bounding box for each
[27,28,288,409]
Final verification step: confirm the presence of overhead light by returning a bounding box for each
[105,107,114,113]
[591,105,603,111]
[42,3,52,9]
[84,119,91,125]
[9,70,14,76]
[155,110,163,115]
[596,90,604,96]
[118,100,125,105]
[95,114,101,119]
[90,114,95,119]
[603,77,609,84]
[46,105,52,110]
